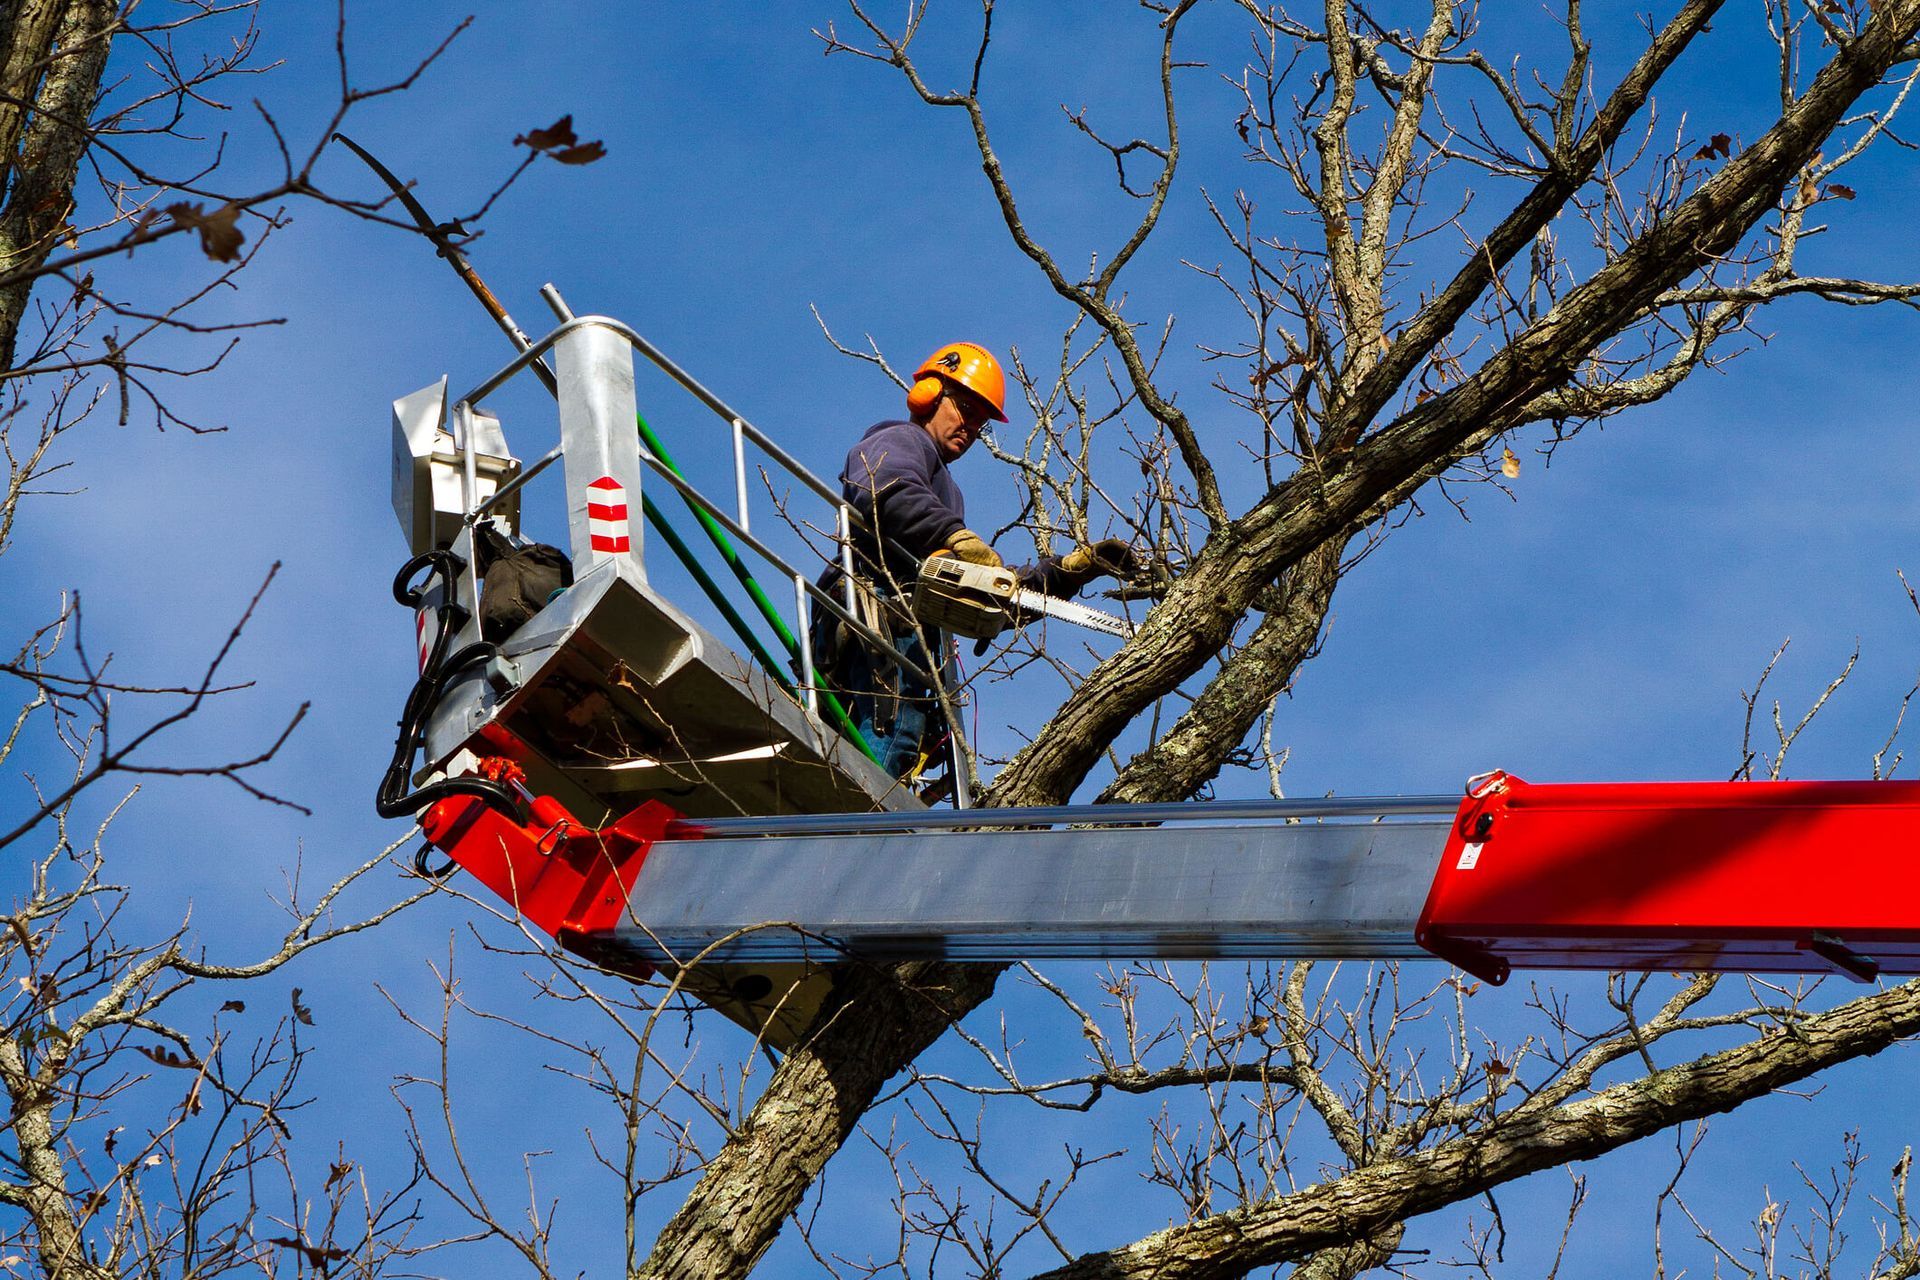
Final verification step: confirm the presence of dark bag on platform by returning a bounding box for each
[474,523,573,642]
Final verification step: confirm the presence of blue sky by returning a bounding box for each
[9,2,1920,1276]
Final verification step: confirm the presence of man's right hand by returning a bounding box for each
[944,529,1003,567]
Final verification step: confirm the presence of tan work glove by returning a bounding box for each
[944,528,1003,567]
[1059,537,1139,581]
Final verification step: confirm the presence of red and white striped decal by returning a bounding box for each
[587,475,630,553]
[416,608,436,673]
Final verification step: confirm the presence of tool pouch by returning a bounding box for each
[474,521,574,642]
[845,578,907,732]
[832,579,909,669]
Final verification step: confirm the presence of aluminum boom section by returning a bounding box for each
[600,812,1452,964]
[666,793,1459,837]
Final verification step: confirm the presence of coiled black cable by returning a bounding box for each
[412,841,460,879]
[376,549,525,823]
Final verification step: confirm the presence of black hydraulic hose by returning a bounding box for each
[412,842,460,878]
[391,548,456,609]
[375,551,524,822]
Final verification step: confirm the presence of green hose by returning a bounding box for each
[634,414,875,762]
[641,492,795,694]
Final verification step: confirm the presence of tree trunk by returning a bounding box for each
[634,961,1004,1279]
[0,0,116,369]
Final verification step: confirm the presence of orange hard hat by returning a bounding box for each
[908,341,1009,422]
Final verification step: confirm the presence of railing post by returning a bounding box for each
[794,574,818,713]
[556,324,645,579]
[731,418,751,533]
[945,639,971,809]
[838,505,857,617]
[450,401,483,649]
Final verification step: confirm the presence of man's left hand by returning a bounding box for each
[1060,538,1139,580]
[1047,538,1140,597]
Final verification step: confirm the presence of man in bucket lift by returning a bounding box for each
[819,341,1137,778]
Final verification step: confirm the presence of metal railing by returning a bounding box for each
[444,289,973,803]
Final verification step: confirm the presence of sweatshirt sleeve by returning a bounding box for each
[844,428,967,560]
[1015,555,1078,598]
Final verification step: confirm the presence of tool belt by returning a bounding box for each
[817,574,940,738]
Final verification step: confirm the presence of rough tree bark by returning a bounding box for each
[0,0,114,368]
[13,5,1910,1279]
[994,0,1918,810]
[1029,979,1920,1279]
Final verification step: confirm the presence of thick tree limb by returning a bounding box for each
[1100,537,1346,805]
[1027,977,1920,1280]
[633,961,1003,1279]
[1332,0,1724,440]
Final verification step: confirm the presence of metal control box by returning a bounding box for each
[392,377,521,554]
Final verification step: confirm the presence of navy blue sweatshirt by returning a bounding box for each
[836,419,1074,596]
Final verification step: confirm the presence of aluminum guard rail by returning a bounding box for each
[449,303,967,793]
[451,309,951,695]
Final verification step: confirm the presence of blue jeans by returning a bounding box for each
[842,629,938,778]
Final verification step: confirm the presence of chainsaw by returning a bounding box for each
[911,556,1132,641]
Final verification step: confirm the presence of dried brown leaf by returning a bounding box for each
[136,1044,199,1070]
[514,114,578,151]
[267,1237,351,1270]
[291,987,314,1026]
[553,140,607,165]
[1250,353,1302,387]
[1828,182,1857,200]
[164,201,245,262]
[1500,447,1521,479]
[1694,132,1734,161]
[198,205,244,262]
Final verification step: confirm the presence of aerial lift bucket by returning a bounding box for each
[388,316,919,1044]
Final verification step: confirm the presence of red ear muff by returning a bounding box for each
[907,376,945,418]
